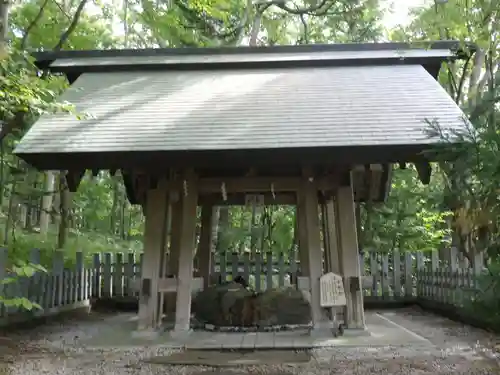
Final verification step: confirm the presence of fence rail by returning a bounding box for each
[0,247,488,326]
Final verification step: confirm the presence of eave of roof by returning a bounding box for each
[31,40,475,76]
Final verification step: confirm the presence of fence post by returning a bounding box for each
[29,248,42,308]
[472,252,484,300]
[113,252,124,297]
[254,252,262,292]
[416,252,425,297]
[369,251,378,297]
[278,252,285,287]
[393,250,401,298]
[289,247,297,284]
[102,253,112,298]
[231,252,239,280]
[381,253,389,299]
[219,252,227,282]
[138,253,144,279]
[430,251,439,299]
[404,252,413,297]
[76,252,84,302]
[124,252,135,296]
[92,253,101,299]
[209,252,215,282]
[449,247,458,305]
[266,252,273,290]
[52,251,65,308]
[242,252,250,282]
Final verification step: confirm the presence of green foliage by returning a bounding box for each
[8,226,143,268]
[463,261,500,329]
[0,49,72,128]
[360,167,452,252]
[0,261,46,311]
[9,0,118,50]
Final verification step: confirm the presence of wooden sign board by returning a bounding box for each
[320,272,347,307]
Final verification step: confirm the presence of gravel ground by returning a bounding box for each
[0,307,499,375]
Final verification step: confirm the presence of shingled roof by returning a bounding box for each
[14,41,471,171]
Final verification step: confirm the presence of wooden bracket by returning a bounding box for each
[65,170,85,192]
[122,171,140,205]
[415,161,432,185]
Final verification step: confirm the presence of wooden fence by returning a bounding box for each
[0,247,488,326]
[0,248,92,325]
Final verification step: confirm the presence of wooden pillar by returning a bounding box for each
[336,174,365,329]
[325,198,341,274]
[137,179,169,331]
[158,201,172,323]
[165,199,182,315]
[173,170,198,333]
[298,172,328,329]
[321,203,330,274]
[196,204,214,290]
[296,199,310,276]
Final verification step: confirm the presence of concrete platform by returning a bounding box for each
[78,311,431,349]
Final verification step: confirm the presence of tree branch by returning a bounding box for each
[51,0,72,21]
[53,0,88,51]
[273,0,329,15]
[454,54,472,105]
[299,13,308,44]
[20,0,50,50]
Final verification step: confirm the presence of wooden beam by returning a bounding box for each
[197,175,338,193]
[129,277,204,294]
[198,192,296,206]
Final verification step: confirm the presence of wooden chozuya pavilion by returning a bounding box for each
[14,41,470,336]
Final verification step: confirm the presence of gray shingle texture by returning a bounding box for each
[14,64,468,154]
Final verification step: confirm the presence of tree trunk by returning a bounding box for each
[57,175,72,249]
[109,176,119,235]
[4,178,17,244]
[0,0,9,57]
[120,191,127,239]
[53,172,61,227]
[238,208,246,253]
[211,206,220,251]
[40,171,55,234]
[467,48,485,108]
[216,207,230,252]
[249,204,259,259]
